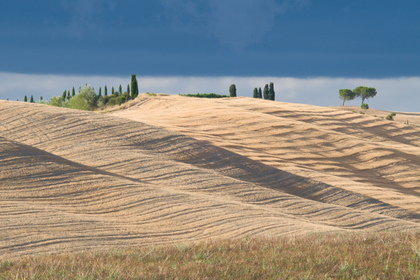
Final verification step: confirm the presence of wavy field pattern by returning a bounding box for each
[113,96,420,213]
[1,97,420,258]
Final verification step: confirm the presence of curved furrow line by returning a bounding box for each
[229,223,326,238]
[2,228,212,255]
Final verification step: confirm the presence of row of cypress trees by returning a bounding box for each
[55,74,140,103]
[253,82,275,101]
[95,74,139,107]
[59,74,139,102]
[229,83,275,100]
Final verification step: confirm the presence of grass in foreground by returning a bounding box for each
[1,231,420,279]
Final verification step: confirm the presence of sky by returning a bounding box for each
[1,1,420,111]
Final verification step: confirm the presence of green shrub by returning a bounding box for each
[68,85,97,111]
[37,96,48,105]
[179,93,229,98]
[386,112,396,120]
[48,96,69,107]
[49,96,62,107]
[361,103,369,109]
[107,97,116,106]
[98,93,129,107]
[116,95,127,105]
[98,95,110,106]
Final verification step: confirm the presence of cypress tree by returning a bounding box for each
[30,95,34,103]
[112,87,115,95]
[263,84,269,100]
[98,87,102,97]
[62,90,67,101]
[72,87,75,97]
[119,84,122,94]
[126,84,130,100]
[131,74,139,99]
[253,88,258,98]
[67,90,71,100]
[258,87,262,99]
[24,95,27,102]
[104,86,108,96]
[269,82,275,101]
[229,84,237,97]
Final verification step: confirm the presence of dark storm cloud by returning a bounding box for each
[1,1,420,77]
[60,0,117,38]
[160,0,309,51]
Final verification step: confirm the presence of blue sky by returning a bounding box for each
[1,1,420,111]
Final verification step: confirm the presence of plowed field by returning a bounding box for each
[1,95,420,258]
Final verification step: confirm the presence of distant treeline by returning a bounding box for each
[10,80,279,110]
[14,75,140,111]
[180,82,276,101]
[179,93,229,98]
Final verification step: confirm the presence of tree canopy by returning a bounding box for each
[229,84,237,97]
[263,84,269,100]
[253,88,258,98]
[339,89,356,106]
[131,74,139,99]
[68,85,97,111]
[269,82,275,101]
[353,86,377,105]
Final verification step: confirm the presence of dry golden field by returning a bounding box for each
[1,95,420,259]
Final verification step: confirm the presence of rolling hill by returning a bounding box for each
[1,95,420,258]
